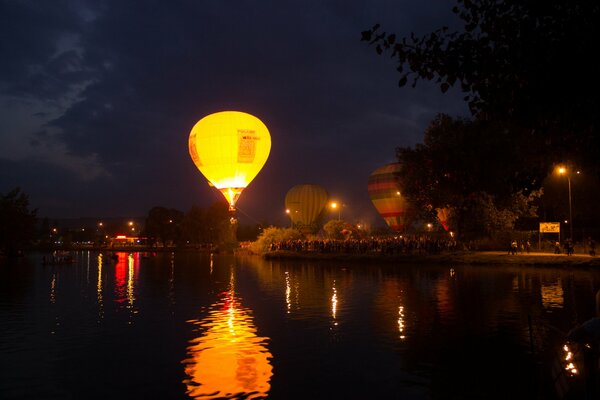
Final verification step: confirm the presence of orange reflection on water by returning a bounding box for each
[182,273,273,399]
[127,253,135,306]
[97,254,104,320]
[541,279,564,309]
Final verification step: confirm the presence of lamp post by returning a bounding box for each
[330,202,341,220]
[558,167,576,241]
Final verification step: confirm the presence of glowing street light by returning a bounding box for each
[330,201,341,220]
[557,166,579,241]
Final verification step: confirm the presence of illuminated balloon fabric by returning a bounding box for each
[368,163,407,232]
[284,184,329,232]
[189,111,271,210]
[436,207,451,231]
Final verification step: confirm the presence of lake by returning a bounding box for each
[1,251,599,399]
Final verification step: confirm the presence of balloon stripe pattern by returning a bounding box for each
[368,163,407,232]
[436,207,450,231]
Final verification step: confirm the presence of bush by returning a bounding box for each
[248,227,303,254]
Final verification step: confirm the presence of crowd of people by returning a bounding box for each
[269,235,460,255]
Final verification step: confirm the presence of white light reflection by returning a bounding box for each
[562,344,579,376]
[331,281,338,325]
[50,272,57,304]
[169,255,176,306]
[398,305,406,340]
[86,251,90,283]
[285,271,291,314]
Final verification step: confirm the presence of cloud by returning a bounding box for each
[1,0,469,220]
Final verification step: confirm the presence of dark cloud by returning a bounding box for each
[0,1,95,98]
[1,0,468,225]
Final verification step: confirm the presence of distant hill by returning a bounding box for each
[41,216,145,230]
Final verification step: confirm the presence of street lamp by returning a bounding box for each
[558,166,579,241]
[330,202,341,220]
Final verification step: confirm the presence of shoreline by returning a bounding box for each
[263,250,600,267]
[6,248,599,268]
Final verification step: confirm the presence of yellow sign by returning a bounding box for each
[540,222,560,233]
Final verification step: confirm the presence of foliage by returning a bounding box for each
[248,227,303,254]
[0,187,38,255]
[362,0,600,175]
[237,224,264,242]
[179,202,231,246]
[457,191,541,241]
[396,115,542,240]
[322,219,356,240]
[205,202,233,246]
[143,206,184,246]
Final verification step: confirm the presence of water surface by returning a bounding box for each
[1,251,599,399]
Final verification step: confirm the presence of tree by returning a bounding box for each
[323,219,355,240]
[0,188,38,255]
[362,0,600,175]
[205,201,234,248]
[237,224,264,242]
[396,115,541,240]
[249,227,303,254]
[181,205,209,245]
[143,206,184,246]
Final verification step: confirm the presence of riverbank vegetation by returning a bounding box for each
[361,0,600,244]
[0,188,37,256]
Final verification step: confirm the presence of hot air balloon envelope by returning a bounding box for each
[368,163,407,232]
[436,207,451,231]
[189,111,271,210]
[285,184,329,233]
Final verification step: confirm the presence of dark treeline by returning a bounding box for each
[0,187,265,254]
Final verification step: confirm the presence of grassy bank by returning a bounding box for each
[264,250,600,267]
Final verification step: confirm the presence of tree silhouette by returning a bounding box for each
[0,188,37,255]
[363,0,600,174]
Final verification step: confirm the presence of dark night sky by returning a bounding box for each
[0,0,468,227]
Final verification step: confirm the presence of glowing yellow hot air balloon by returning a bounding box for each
[189,111,271,211]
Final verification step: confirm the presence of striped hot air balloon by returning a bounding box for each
[436,207,451,231]
[368,163,407,232]
[285,184,329,233]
